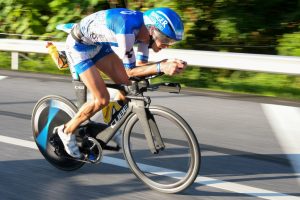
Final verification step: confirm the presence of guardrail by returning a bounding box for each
[1,38,300,75]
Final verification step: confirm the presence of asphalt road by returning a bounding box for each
[0,70,299,200]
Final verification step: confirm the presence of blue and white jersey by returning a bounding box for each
[77,8,149,69]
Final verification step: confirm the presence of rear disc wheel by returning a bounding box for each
[32,95,85,171]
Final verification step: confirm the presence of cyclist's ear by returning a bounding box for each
[148,26,155,35]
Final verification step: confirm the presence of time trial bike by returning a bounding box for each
[32,71,201,193]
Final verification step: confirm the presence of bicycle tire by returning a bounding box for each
[32,95,85,171]
[122,105,200,193]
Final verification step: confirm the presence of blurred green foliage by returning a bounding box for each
[1,0,300,54]
[127,0,300,55]
[1,0,300,100]
[0,0,111,40]
[277,32,300,56]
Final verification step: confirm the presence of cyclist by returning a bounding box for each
[55,7,187,158]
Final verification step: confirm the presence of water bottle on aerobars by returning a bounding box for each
[46,41,69,70]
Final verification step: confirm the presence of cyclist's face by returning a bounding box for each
[150,28,177,52]
[151,40,168,52]
[154,39,170,49]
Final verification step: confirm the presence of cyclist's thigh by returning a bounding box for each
[80,67,109,101]
[94,50,130,85]
[65,35,109,99]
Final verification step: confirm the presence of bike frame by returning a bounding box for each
[72,79,165,154]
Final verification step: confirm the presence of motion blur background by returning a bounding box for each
[1,0,300,100]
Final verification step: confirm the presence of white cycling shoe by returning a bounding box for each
[54,125,82,158]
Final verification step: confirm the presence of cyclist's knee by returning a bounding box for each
[94,95,110,111]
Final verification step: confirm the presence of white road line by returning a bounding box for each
[0,135,38,149]
[262,104,300,185]
[0,135,299,200]
[0,75,7,80]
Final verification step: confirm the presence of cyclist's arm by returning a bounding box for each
[125,42,158,77]
[120,41,187,77]
[127,59,187,77]
[126,61,161,77]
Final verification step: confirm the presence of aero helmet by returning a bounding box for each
[143,7,184,41]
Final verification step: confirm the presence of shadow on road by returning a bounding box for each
[0,149,299,200]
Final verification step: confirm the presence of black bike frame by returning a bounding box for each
[72,79,165,154]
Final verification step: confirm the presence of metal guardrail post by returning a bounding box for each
[11,52,19,70]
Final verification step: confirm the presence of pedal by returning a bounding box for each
[50,133,103,164]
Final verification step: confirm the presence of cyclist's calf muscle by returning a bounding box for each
[65,100,108,133]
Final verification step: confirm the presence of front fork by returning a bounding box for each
[132,98,165,154]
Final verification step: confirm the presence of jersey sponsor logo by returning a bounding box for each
[89,32,111,43]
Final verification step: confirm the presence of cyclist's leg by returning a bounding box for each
[95,52,129,85]
[65,65,110,133]
[57,65,109,158]
[96,52,130,123]
[63,43,130,142]
[64,37,112,133]
[95,49,130,101]
[56,36,111,157]
[93,48,130,147]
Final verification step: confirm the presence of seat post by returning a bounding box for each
[70,66,87,108]
[72,80,87,108]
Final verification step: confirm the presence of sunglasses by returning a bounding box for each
[152,29,177,46]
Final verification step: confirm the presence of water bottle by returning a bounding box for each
[46,42,69,70]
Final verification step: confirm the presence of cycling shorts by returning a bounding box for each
[65,34,114,75]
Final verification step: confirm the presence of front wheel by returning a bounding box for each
[32,95,85,171]
[123,106,201,193]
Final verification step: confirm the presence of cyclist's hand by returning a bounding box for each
[161,59,187,75]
